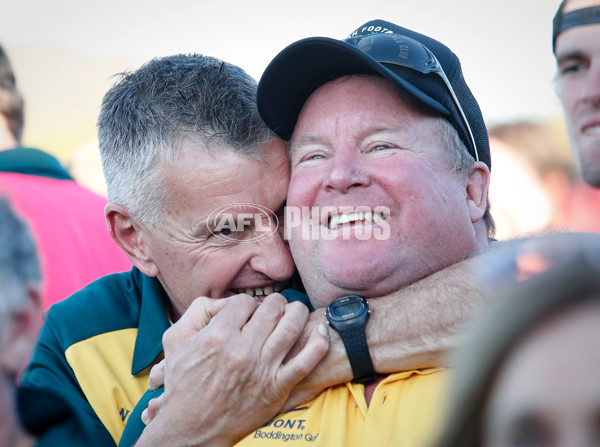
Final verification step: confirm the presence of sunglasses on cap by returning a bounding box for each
[345,32,479,163]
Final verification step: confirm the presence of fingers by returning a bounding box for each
[163,295,257,352]
[141,292,329,443]
[239,293,287,351]
[179,295,233,330]
[204,294,259,328]
[142,393,165,425]
[259,299,309,366]
[148,359,165,391]
[277,323,329,390]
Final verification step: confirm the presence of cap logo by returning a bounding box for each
[348,25,394,39]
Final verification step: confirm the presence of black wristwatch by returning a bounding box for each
[326,295,377,383]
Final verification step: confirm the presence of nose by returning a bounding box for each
[248,229,295,282]
[581,58,600,105]
[324,150,371,193]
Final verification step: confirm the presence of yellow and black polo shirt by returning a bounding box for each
[20,267,170,446]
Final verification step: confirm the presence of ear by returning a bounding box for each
[0,287,42,375]
[105,203,159,277]
[466,161,490,224]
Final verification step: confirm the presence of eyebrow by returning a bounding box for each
[556,50,587,66]
[289,125,403,154]
[288,134,324,156]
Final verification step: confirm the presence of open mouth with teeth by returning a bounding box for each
[327,210,389,231]
[583,124,600,136]
[233,284,285,300]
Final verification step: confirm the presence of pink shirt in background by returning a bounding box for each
[0,170,131,310]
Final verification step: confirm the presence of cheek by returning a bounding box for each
[402,178,468,228]
[559,82,579,115]
[190,254,239,295]
[287,170,322,207]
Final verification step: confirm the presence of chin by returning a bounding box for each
[323,264,398,295]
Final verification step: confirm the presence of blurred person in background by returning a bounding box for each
[434,231,600,447]
[553,0,600,188]
[0,195,93,446]
[0,196,40,447]
[0,43,130,311]
[486,129,554,240]
[428,8,600,441]
[488,119,600,237]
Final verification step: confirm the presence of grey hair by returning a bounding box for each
[0,44,24,143]
[437,118,495,237]
[97,54,275,225]
[0,196,41,319]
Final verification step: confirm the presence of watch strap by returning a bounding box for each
[340,325,377,383]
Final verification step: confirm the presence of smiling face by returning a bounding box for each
[138,139,294,319]
[483,300,600,447]
[286,75,489,308]
[555,0,600,187]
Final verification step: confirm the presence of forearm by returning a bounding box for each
[367,253,485,373]
[286,243,502,408]
[366,237,536,372]
[296,255,483,381]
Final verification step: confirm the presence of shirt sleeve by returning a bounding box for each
[19,314,116,446]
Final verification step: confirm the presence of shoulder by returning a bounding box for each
[44,268,146,347]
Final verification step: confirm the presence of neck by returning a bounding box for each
[364,376,386,406]
[0,117,18,152]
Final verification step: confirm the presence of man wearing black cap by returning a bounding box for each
[553,0,600,187]
[124,20,494,447]
[254,19,491,447]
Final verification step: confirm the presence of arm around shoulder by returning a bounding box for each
[284,242,508,409]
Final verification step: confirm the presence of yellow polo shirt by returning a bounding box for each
[237,368,447,447]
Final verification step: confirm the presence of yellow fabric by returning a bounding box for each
[237,368,448,447]
[65,328,152,444]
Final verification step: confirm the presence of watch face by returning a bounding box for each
[330,300,362,317]
[329,295,365,320]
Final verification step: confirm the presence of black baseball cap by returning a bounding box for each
[553,1,600,53]
[257,19,491,169]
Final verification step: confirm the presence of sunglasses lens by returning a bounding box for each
[349,34,432,74]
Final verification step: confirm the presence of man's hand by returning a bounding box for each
[145,296,231,395]
[137,294,329,447]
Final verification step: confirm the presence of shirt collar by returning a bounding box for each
[131,270,171,375]
[0,147,73,180]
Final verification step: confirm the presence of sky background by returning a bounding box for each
[2,0,564,163]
